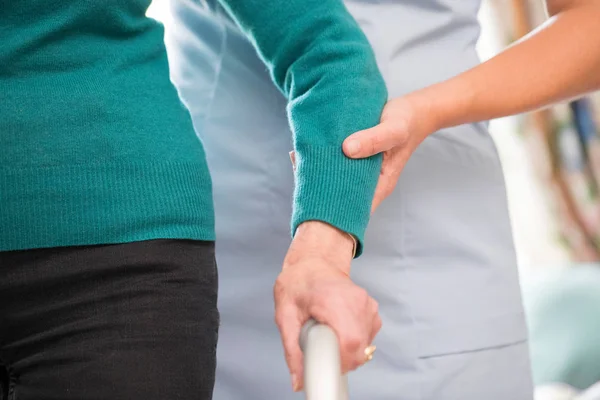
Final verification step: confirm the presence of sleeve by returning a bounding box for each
[217,0,388,256]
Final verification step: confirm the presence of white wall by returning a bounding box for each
[478,0,570,276]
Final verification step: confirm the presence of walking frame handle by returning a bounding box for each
[300,319,349,400]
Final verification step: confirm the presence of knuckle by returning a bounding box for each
[369,126,395,153]
[273,276,287,300]
[370,298,379,314]
[368,135,382,154]
[353,286,369,300]
[307,297,328,320]
[358,290,372,307]
[274,311,285,328]
[374,131,387,146]
[274,302,297,330]
[341,334,362,353]
[375,316,383,332]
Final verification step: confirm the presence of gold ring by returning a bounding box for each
[364,345,376,362]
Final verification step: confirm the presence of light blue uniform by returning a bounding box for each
[165,1,534,398]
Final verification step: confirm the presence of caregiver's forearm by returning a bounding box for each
[217,0,387,255]
[418,1,600,131]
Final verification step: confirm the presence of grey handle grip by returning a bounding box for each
[300,319,349,400]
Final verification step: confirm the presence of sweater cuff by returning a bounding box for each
[291,144,382,257]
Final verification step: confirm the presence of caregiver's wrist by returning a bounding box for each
[412,76,475,133]
[287,221,355,267]
[400,88,443,140]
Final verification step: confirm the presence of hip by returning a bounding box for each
[0,239,219,400]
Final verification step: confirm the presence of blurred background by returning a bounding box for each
[475,3,600,396]
[150,0,600,397]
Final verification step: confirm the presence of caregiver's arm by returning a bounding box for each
[419,0,600,130]
[343,0,600,209]
[218,0,387,255]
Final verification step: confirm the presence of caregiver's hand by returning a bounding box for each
[274,221,381,392]
[343,0,600,213]
[343,94,438,212]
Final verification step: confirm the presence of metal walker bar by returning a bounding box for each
[300,320,349,400]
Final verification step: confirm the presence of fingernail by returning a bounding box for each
[345,140,360,156]
[291,374,299,391]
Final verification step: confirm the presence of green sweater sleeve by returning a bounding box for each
[217,0,387,256]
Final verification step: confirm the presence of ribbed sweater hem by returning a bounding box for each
[0,161,214,252]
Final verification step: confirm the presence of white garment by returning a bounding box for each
[165,0,535,398]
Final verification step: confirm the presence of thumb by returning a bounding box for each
[275,304,305,392]
[343,122,400,159]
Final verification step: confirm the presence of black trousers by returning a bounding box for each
[0,240,219,400]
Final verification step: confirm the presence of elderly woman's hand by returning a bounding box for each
[274,221,381,392]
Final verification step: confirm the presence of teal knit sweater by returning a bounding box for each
[0,0,386,254]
